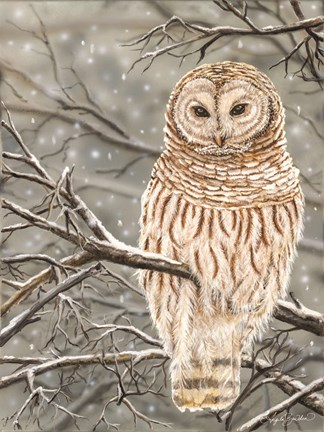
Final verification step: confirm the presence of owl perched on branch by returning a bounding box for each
[139,62,304,412]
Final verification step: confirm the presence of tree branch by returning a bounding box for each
[275,299,324,337]
[124,13,324,76]
[237,377,324,431]
[0,263,103,346]
[0,349,167,390]
[1,349,323,417]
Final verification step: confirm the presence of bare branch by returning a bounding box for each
[243,355,324,416]
[3,203,323,336]
[124,12,324,77]
[2,254,75,274]
[1,348,323,418]
[0,263,102,346]
[0,250,93,316]
[237,377,324,431]
[0,349,167,390]
[4,191,322,336]
[85,322,161,348]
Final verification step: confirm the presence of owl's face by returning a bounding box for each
[169,63,280,156]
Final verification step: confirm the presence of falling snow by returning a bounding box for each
[60,32,69,41]
[1,2,322,428]
[14,8,23,18]
[148,404,156,412]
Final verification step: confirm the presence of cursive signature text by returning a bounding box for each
[263,412,316,426]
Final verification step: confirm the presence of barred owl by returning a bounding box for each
[139,62,304,412]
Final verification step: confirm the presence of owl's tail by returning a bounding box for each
[170,326,242,412]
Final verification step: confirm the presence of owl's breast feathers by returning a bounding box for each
[140,116,304,313]
[140,172,303,314]
[153,130,302,210]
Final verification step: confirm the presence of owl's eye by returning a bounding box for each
[193,106,210,118]
[230,104,247,116]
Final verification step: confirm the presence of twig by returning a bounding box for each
[2,254,76,274]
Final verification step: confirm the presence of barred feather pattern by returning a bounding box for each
[139,62,304,412]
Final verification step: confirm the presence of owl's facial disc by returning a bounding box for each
[216,79,270,153]
[173,77,271,156]
[173,78,219,150]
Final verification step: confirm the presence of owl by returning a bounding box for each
[139,62,304,412]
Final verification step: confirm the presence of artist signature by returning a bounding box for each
[263,412,316,426]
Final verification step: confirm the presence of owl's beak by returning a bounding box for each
[214,132,224,147]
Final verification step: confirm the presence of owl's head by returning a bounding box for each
[166,62,283,156]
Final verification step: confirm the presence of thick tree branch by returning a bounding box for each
[2,205,323,336]
[3,195,323,335]
[3,193,323,337]
[275,299,324,337]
